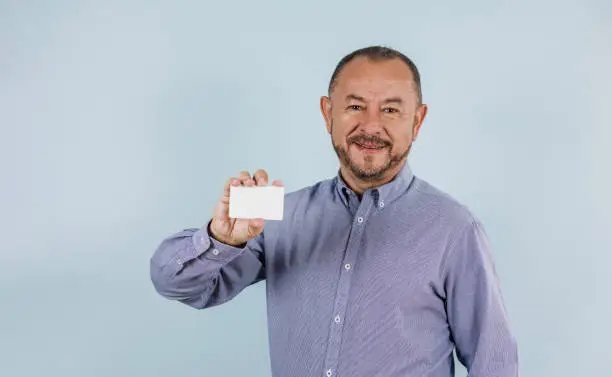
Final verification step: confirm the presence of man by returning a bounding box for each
[150,46,518,377]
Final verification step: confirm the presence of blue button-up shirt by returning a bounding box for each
[150,163,518,377]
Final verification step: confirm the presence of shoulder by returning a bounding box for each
[409,177,491,268]
[409,176,480,230]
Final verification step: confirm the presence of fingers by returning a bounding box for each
[222,170,280,206]
[213,198,230,225]
[222,171,253,200]
[253,169,269,186]
[222,177,240,203]
[237,171,255,187]
[234,169,272,188]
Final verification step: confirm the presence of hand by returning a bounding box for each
[209,169,283,247]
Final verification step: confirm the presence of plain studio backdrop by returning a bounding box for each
[1,1,611,376]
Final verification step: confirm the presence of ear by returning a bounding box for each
[320,96,332,134]
[411,104,428,141]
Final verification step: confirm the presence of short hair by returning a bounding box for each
[328,45,422,105]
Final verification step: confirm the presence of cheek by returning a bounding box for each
[388,123,414,147]
[329,123,345,146]
[331,115,355,137]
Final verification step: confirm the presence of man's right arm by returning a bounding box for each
[150,221,265,309]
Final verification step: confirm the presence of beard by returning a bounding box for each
[331,123,411,182]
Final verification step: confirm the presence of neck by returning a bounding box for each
[339,160,406,197]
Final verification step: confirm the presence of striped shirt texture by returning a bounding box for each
[150,162,518,377]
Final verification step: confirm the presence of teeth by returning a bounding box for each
[357,143,382,149]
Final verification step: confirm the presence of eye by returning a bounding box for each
[347,105,363,111]
[383,107,399,113]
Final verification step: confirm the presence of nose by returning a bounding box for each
[360,107,384,133]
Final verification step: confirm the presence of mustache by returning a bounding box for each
[347,134,392,147]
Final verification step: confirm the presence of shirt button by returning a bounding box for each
[345,263,351,270]
[357,217,364,223]
[212,249,220,255]
[177,257,183,265]
[326,369,333,377]
[334,315,341,323]
[379,200,385,208]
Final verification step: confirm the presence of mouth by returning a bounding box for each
[352,141,388,154]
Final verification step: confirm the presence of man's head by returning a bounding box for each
[320,46,428,192]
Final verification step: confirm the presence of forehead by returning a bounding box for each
[332,57,417,101]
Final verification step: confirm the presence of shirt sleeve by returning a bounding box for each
[149,220,266,309]
[443,218,519,377]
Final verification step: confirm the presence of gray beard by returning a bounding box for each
[332,137,411,182]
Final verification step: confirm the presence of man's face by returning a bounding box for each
[321,57,427,184]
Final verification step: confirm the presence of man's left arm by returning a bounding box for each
[443,218,519,377]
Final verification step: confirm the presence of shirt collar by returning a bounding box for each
[334,161,415,208]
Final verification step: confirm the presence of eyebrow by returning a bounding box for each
[382,97,403,105]
[345,94,403,105]
[345,94,366,102]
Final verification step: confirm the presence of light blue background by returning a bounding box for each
[1,1,611,376]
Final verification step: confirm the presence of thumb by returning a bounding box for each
[247,218,265,238]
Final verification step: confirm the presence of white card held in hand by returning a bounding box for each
[229,186,285,220]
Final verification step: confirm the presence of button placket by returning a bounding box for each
[323,197,374,376]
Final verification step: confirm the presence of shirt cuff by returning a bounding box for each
[190,222,248,263]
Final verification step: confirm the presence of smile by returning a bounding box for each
[353,142,387,153]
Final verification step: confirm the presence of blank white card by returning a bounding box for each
[229,186,285,220]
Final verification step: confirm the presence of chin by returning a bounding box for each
[351,164,390,181]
